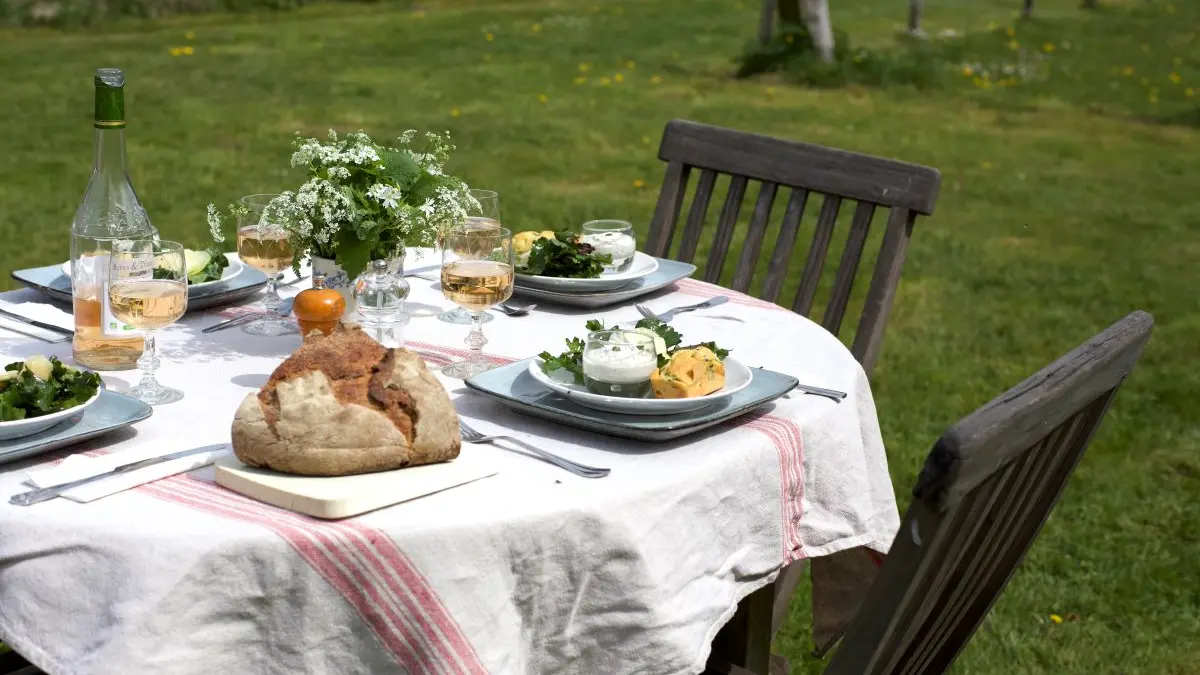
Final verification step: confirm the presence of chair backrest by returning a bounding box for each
[645,119,941,376]
[824,310,1154,675]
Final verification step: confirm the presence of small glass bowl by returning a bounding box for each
[580,220,637,273]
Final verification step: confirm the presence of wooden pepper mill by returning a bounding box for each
[293,272,346,337]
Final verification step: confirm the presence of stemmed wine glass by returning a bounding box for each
[107,239,188,405]
[439,223,514,379]
[438,189,500,325]
[236,194,298,336]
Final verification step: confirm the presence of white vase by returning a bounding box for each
[309,254,404,315]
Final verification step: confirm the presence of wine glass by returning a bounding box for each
[438,189,500,326]
[107,239,189,405]
[236,194,298,336]
[439,224,514,379]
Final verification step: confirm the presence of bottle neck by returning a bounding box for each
[92,127,127,175]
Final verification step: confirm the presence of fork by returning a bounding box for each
[494,301,536,317]
[458,421,610,479]
[636,295,729,322]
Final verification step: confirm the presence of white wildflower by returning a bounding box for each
[206,204,225,242]
[328,166,351,179]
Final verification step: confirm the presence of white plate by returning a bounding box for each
[527,356,753,415]
[0,387,104,441]
[62,253,245,290]
[515,252,659,292]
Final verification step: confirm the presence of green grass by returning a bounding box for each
[2,0,1199,673]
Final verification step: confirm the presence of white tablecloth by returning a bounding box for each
[0,254,899,675]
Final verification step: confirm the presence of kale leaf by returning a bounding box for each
[0,357,102,422]
[519,231,612,279]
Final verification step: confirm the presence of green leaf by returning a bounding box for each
[634,318,683,350]
[334,228,374,280]
[516,234,611,279]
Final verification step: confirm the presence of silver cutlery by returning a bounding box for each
[458,421,610,479]
[0,307,74,338]
[636,296,729,322]
[494,302,536,317]
[280,274,310,288]
[9,445,219,506]
[202,297,296,334]
[754,367,847,402]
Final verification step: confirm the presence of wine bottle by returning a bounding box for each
[70,68,158,370]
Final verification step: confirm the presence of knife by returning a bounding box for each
[0,307,74,337]
[201,297,296,334]
[9,445,221,506]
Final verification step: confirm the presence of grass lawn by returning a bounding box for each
[1,0,1198,672]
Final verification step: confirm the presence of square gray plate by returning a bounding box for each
[464,358,799,442]
[11,263,268,312]
[510,258,697,309]
[0,390,153,466]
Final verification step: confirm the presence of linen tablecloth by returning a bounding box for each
[0,256,899,675]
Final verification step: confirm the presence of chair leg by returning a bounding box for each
[769,652,791,675]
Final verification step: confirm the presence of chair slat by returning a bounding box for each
[704,175,749,283]
[645,161,691,258]
[760,188,810,303]
[731,182,779,293]
[822,201,876,335]
[791,194,841,316]
[851,206,915,376]
[678,169,719,263]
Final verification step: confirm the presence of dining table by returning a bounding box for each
[0,251,900,675]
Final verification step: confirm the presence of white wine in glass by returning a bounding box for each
[440,224,514,379]
[236,194,298,337]
[107,239,189,405]
[439,189,500,326]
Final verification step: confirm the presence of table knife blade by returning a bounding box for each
[9,445,221,506]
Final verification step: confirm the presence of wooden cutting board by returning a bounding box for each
[214,448,499,519]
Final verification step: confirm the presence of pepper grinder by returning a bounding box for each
[352,260,410,346]
[293,272,346,337]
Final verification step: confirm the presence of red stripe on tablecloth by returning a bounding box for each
[732,413,807,564]
[409,341,516,367]
[137,476,487,675]
[672,278,788,312]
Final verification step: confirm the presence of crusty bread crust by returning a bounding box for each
[231,325,461,476]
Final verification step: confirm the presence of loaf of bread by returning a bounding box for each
[650,347,726,399]
[231,325,460,476]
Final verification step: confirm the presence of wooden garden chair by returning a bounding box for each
[706,309,1154,674]
[645,119,941,656]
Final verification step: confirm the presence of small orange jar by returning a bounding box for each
[293,273,346,337]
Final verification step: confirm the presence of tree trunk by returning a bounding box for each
[908,0,925,36]
[758,0,777,44]
[1022,0,1034,18]
[777,0,834,62]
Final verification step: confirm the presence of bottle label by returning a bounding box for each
[100,254,152,339]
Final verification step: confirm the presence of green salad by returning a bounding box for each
[153,245,230,285]
[0,356,102,422]
[516,231,612,279]
[539,317,730,382]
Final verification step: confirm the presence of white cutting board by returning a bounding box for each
[214,448,499,519]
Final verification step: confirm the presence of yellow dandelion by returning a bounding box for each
[1042,42,1054,53]
[1187,87,1195,98]
[183,45,194,55]
[633,179,646,189]
[650,75,663,84]
[412,10,426,19]
[1006,26,1015,37]
[579,63,591,73]
[765,86,776,97]
[1050,614,1063,624]
[962,65,974,76]
[600,76,611,86]
[625,60,636,69]
[574,76,588,85]
[1123,66,1134,76]
[185,30,195,40]
[450,107,461,118]
[981,161,993,170]
[641,136,652,145]
[168,47,182,56]
[537,93,548,104]
[1007,40,1019,51]
[1169,72,1182,84]
[485,32,495,42]
[614,73,624,83]
[532,23,543,33]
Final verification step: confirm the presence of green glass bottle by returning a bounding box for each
[70,68,158,370]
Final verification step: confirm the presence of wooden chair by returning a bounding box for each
[707,310,1154,674]
[645,119,941,378]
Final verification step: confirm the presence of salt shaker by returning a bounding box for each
[352,260,410,345]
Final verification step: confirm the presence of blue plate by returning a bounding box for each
[510,258,697,309]
[464,358,799,442]
[0,390,153,466]
[10,261,268,312]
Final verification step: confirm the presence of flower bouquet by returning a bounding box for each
[209,129,478,282]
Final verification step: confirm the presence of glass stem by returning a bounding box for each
[263,275,281,318]
[138,331,160,391]
[465,312,487,363]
